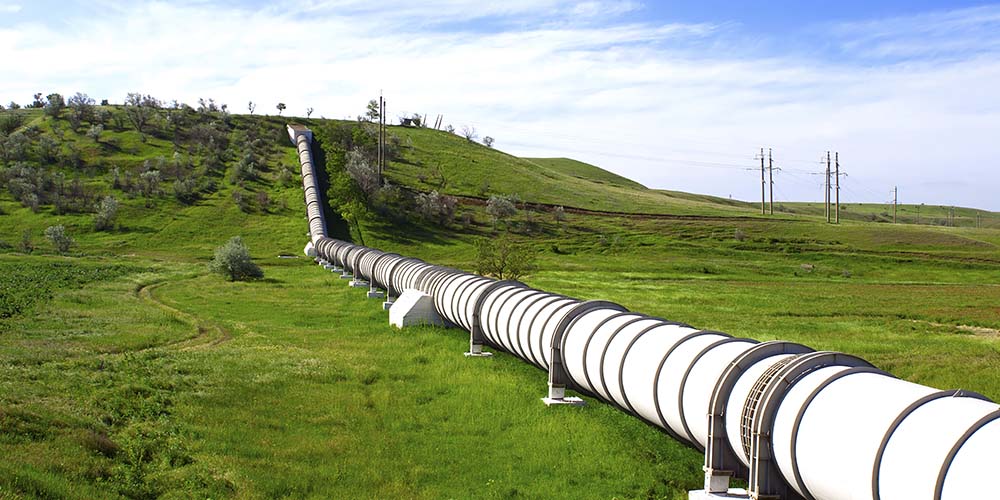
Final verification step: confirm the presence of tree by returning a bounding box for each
[123,93,160,141]
[415,190,457,226]
[31,93,45,108]
[344,147,379,197]
[44,93,65,119]
[365,99,380,122]
[486,194,518,229]
[86,124,103,142]
[44,225,73,254]
[483,136,494,148]
[410,113,422,127]
[139,169,161,205]
[67,92,96,129]
[94,195,119,231]
[276,102,286,116]
[306,107,314,118]
[474,235,536,280]
[461,125,477,141]
[209,236,263,281]
[248,101,256,115]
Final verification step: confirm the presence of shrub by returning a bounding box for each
[18,229,33,254]
[86,124,103,142]
[474,235,536,280]
[277,167,294,187]
[44,225,73,254]
[209,236,263,281]
[255,190,271,212]
[734,228,747,241]
[172,178,198,205]
[0,111,25,135]
[415,190,456,226]
[553,205,566,222]
[94,195,119,231]
[232,189,251,212]
[486,194,518,229]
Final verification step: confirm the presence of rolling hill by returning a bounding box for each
[1,106,999,499]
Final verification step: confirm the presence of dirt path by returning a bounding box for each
[912,319,1000,338]
[135,281,233,350]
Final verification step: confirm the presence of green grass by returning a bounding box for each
[1,110,999,498]
[524,157,648,190]
[383,125,767,215]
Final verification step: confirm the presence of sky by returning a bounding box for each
[2,0,999,210]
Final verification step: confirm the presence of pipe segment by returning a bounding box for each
[290,124,998,500]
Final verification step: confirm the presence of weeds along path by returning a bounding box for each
[134,279,233,350]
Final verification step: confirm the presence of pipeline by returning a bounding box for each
[288,125,998,500]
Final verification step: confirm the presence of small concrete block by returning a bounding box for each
[704,471,733,493]
[464,351,494,357]
[389,289,446,328]
[339,273,352,279]
[349,279,368,288]
[541,396,585,406]
[687,489,749,500]
[367,290,384,299]
[382,301,394,310]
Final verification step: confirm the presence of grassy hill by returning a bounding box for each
[1,106,999,499]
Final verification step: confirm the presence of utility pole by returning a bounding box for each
[825,152,831,223]
[893,186,898,224]
[835,152,840,224]
[379,94,386,185]
[376,93,383,184]
[950,206,955,227]
[768,148,774,215]
[760,148,766,215]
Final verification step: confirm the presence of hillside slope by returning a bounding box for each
[380,124,761,216]
[1,106,1000,499]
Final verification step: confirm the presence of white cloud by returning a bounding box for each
[0,2,21,13]
[1,1,998,210]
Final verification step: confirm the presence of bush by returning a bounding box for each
[94,195,119,231]
[44,225,73,254]
[486,194,518,229]
[172,177,198,204]
[553,205,566,222]
[209,236,263,281]
[474,235,536,280]
[18,229,33,254]
[0,111,25,135]
[415,190,456,226]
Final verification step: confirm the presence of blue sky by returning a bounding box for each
[2,1,999,210]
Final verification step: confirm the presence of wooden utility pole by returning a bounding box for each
[379,95,386,184]
[950,206,955,226]
[825,152,831,223]
[834,152,840,224]
[893,186,898,224]
[752,148,763,214]
[768,148,774,215]
[377,94,383,184]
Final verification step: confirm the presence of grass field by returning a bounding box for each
[1,109,999,499]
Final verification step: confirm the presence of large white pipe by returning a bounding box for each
[291,125,998,499]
